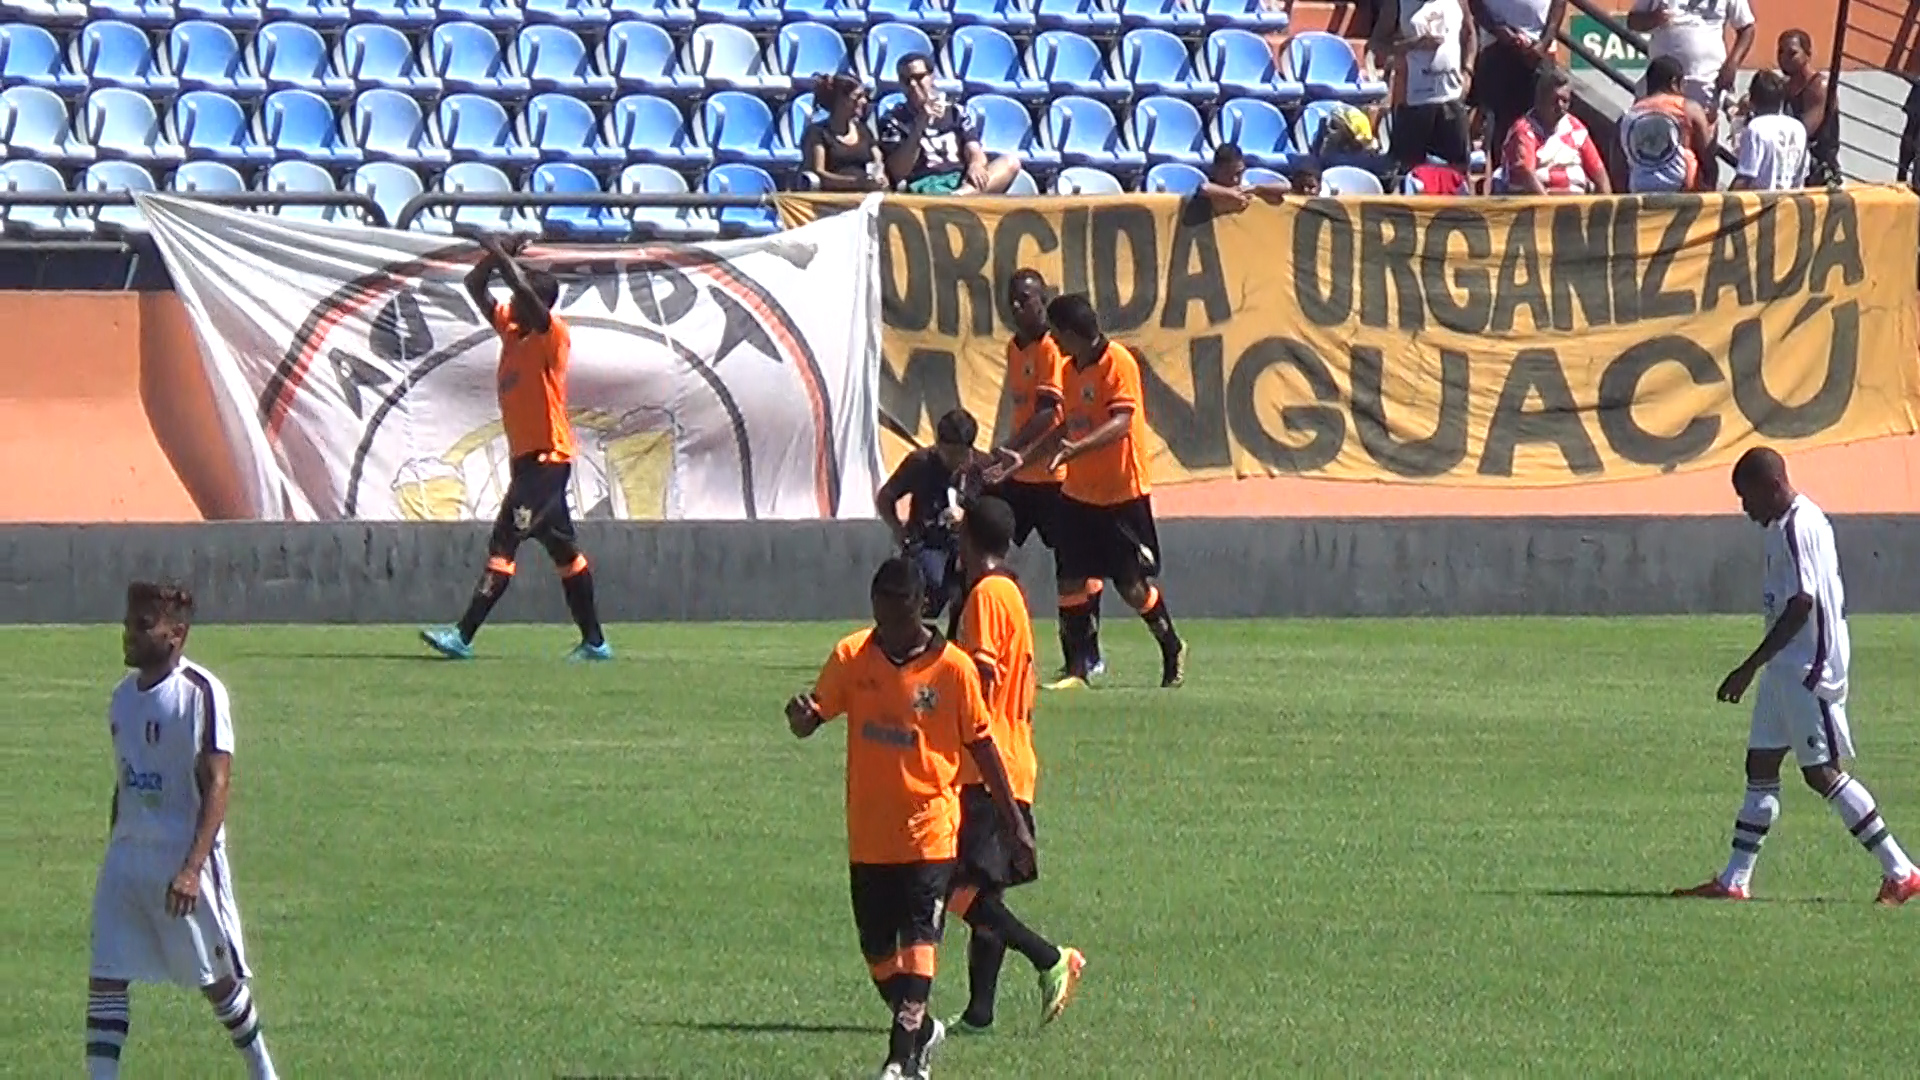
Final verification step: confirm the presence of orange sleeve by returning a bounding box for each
[958,589,1007,691]
[1105,346,1141,415]
[950,655,993,746]
[811,641,855,721]
[489,302,511,333]
[1034,337,1065,404]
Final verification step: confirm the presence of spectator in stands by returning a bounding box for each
[801,74,886,192]
[1292,163,1323,196]
[1312,102,1382,165]
[1777,30,1841,186]
[1901,76,1920,190]
[878,53,1021,195]
[1500,67,1611,195]
[1467,0,1567,158]
[1621,55,1716,192]
[1729,70,1808,191]
[1372,0,1475,174]
[1626,0,1754,121]
[1198,143,1291,213]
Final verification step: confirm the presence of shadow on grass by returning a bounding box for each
[648,1020,873,1036]
[1483,888,1849,905]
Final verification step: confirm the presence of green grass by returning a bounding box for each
[6,617,1919,1079]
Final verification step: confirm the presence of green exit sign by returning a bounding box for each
[1570,13,1649,71]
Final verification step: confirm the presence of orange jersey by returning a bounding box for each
[955,570,1038,804]
[1060,339,1153,506]
[1005,333,1065,484]
[492,303,575,461]
[812,629,994,864]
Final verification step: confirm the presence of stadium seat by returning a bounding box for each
[516,25,616,97]
[170,90,275,165]
[1281,30,1386,104]
[1202,0,1285,31]
[774,21,850,82]
[73,20,179,95]
[1029,30,1129,104]
[868,0,951,30]
[782,0,863,30]
[1203,28,1302,104]
[520,92,623,166]
[347,0,435,28]
[429,23,533,99]
[685,23,788,95]
[694,0,780,29]
[611,0,693,31]
[434,93,538,167]
[167,22,269,100]
[84,87,186,164]
[605,93,711,168]
[2,0,89,26]
[1,158,91,236]
[529,161,629,240]
[436,160,541,234]
[1042,95,1143,170]
[704,160,778,237]
[952,0,1035,32]
[1291,98,1382,169]
[1144,160,1204,192]
[263,0,350,26]
[1006,166,1037,194]
[335,24,439,97]
[1121,0,1202,33]
[863,24,954,93]
[261,158,351,222]
[1319,163,1382,194]
[2,22,89,95]
[257,22,356,101]
[437,0,527,29]
[702,89,797,168]
[170,158,248,192]
[1242,164,1284,186]
[1120,29,1218,102]
[346,160,423,226]
[947,25,1046,102]
[527,0,612,28]
[602,21,701,99]
[1211,97,1288,169]
[968,92,1057,170]
[260,89,365,165]
[1052,164,1120,193]
[0,84,94,162]
[1130,95,1206,166]
[617,161,717,239]
[1036,0,1119,33]
[181,0,267,28]
[81,159,154,233]
[350,90,446,168]
[86,0,174,28]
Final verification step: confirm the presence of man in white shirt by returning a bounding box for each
[1627,0,1756,119]
[87,582,281,1079]
[1731,69,1809,190]
[1674,448,1920,907]
[1374,0,1477,172]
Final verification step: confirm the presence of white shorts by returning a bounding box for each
[90,843,251,988]
[1748,667,1854,769]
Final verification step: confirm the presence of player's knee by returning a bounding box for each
[1116,579,1150,610]
[1742,748,1785,784]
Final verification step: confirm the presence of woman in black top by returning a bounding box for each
[801,73,885,191]
[1778,30,1841,186]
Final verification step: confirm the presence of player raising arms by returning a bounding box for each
[421,233,609,662]
[946,496,1086,1036]
[786,557,1035,1080]
[88,582,280,1080]
[1675,447,1920,905]
[1042,293,1186,689]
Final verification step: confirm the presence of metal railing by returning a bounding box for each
[389,190,775,233]
[1558,0,1739,168]
[0,191,388,255]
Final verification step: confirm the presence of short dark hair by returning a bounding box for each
[527,269,561,308]
[1780,29,1814,54]
[934,408,977,448]
[127,581,194,624]
[871,555,925,600]
[1008,267,1046,297]
[1537,66,1571,97]
[963,496,1015,557]
[895,52,931,82]
[1645,55,1687,95]
[1211,142,1245,170]
[1748,69,1789,113]
[1293,162,1321,185]
[1046,293,1099,340]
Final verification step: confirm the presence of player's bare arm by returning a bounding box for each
[1050,407,1132,472]
[462,247,501,322]
[965,737,1037,874]
[786,692,825,738]
[1718,594,1813,703]
[169,749,232,918]
[477,233,553,333]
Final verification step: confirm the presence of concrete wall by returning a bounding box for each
[4,517,1916,624]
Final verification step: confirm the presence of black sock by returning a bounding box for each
[962,930,1007,1026]
[560,566,604,647]
[885,975,931,1066]
[456,569,512,642]
[969,892,1061,972]
[1140,592,1179,649]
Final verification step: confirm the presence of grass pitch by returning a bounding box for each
[6,617,1919,1079]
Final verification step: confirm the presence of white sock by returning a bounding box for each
[1824,773,1918,878]
[213,982,277,1080]
[85,988,128,1080]
[1721,781,1782,888]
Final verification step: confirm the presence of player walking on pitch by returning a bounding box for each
[945,496,1087,1035]
[786,557,1035,1079]
[1675,447,1920,905]
[88,582,280,1080]
[421,233,610,661]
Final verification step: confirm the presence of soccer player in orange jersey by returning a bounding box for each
[945,497,1085,1036]
[786,557,1034,1080]
[421,234,609,661]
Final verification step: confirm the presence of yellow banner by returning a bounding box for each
[779,189,1920,487]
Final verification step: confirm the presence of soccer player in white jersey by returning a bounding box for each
[1675,449,1920,906]
[88,582,280,1079]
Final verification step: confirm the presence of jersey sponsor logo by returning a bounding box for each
[122,760,164,794]
[860,720,920,750]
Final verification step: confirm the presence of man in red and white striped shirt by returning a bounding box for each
[1499,69,1612,194]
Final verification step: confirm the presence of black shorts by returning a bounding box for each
[1390,100,1471,170]
[955,785,1038,890]
[848,860,954,963]
[488,454,580,563]
[1056,495,1162,583]
[987,479,1064,549]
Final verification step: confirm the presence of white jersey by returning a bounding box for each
[1761,494,1849,701]
[1399,0,1466,106]
[1735,112,1809,190]
[1631,0,1755,85]
[109,659,234,860]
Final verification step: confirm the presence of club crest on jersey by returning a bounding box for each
[145,720,162,744]
[912,685,938,713]
[512,505,534,532]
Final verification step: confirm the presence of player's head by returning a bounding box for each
[869,556,927,648]
[960,495,1016,575]
[1209,142,1246,187]
[1778,30,1814,76]
[1046,293,1101,361]
[933,408,979,470]
[1535,67,1573,120]
[123,580,193,669]
[1731,446,1795,524]
[1645,55,1687,97]
[1747,69,1789,115]
[515,268,561,325]
[1008,268,1049,336]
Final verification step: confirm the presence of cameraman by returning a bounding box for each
[875,409,989,621]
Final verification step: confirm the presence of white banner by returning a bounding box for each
[136,193,885,522]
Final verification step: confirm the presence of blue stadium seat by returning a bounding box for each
[1202,0,1285,32]
[81,159,155,233]
[704,160,778,237]
[1052,163,1120,193]
[348,0,434,28]
[73,20,179,95]
[1130,94,1205,166]
[0,84,94,161]
[873,89,903,117]
[170,89,275,164]
[167,22,269,100]
[2,23,89,95]
[1318,163,1382,194]
[264,0,350,26]
[170,159,247,192]
[1028,30,1127,104]
[435,93,538,166]
[605,93,710,168]
[1006,166,1037,194]
[86,0,174,28]
[345,161,422,225]
[520,92,622,166]
[1036,0,1119,33]
[1119,29,1218,102]
[261,88,365,164]
[702,89,796,168]
[516,26,616,97]
[1042,94,1142,170]
[260,158,351,223]
[335,24,439,97]
[84,87,186,163]
[947,25,1046,102]
[1211,96,1287,169]
[0,158,92,236]
[868,0,951,30]
[617,161,718,239]
[1290,99,1382,169]
[602,21,701,99]
[1121,0,1201,33]
[694,0,780,29]
[429,22,533,99]
[437,0,526,29]
[863,23,953,93]
[257,22,355,101]
[776,91,812,159]
[436,160,541,234]
[952,0,1035,32]
[527,0,612,28]
[967,91,1056,170]
[1281,30,1385,104]
[1242,164,1284,186]
[1144,160,1204,192]
[685,23,788,95]
[782,0,864,31]
[2,0,89,27]
[530,161,628,240]
[611,0,693,31]
[1203,28,1301,104]
[775,21,850,81]
[181,0,267,28]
